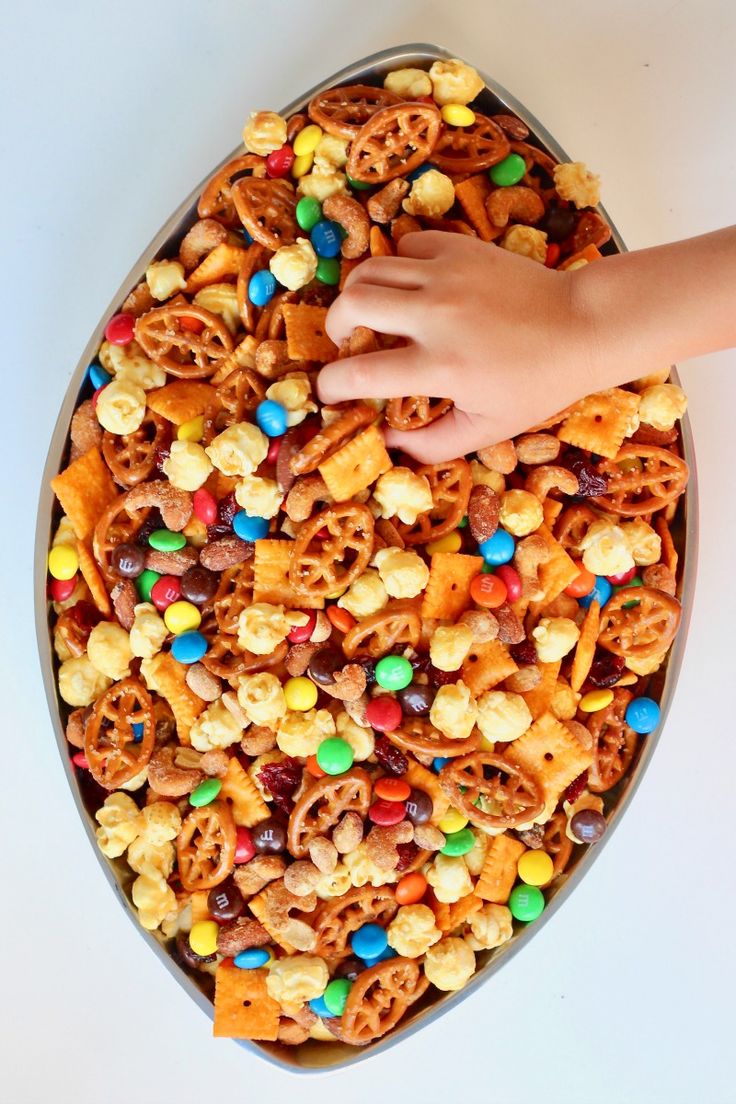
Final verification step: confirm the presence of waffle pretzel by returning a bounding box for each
[439,752,545,830]
[197,154,266,226]
[395,458,472,545]
[385,396,453,431]
[542,811,574,881]
[388,718,480,759]
[431,113,510,173]
[313,886,399,962]
[231,177,298,251]
[587,688,638,793]
[84,678,155,789]
[598,586,681,660]
[342,600,422,659]
[213,562,255,634]
[339,957,429,1045]
[176,801,236,891]
[592,444,689,516]
[287,768,372,858]
[308,84,402,139]
[101,410,169,487]
[135,303,234,379]
[202,366,265,444]
[289,402,376,476]
[92,492,150,585]
[288,502,374,600]
[346,102,442,184]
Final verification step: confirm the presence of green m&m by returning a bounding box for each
[441,828,476,857]
[317,736,354,776]
[316,257,341,285]
[323,978,352,1016]
[375,655,413,691]
[489,152,526,187]
[136,569,160,602]
[149,529,186,552]
[190,777,222,807]
[296,195,322,232]
[509,883,545,922]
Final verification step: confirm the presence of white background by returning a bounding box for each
[2,1,735,1101]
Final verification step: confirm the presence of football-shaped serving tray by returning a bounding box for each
[35,43,697,1071]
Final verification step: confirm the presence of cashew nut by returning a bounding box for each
[285,473,330,523]
[125,480,193,531]
[486,186,545,229]
[524,465,579,503]
[513,533,552,601]
[322,193,370,259]
[179,218,228,272]
[147,745,204,797]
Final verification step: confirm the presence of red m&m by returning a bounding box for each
[365,696,402,732]
[104,312,135,345]
[193,488,217,525]
[151,575,182,611]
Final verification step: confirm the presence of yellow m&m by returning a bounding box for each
[440,104,476,127]
[284,676,318,712]
[579,689,615,713]
[164,600,201,635]
[293,124,323,157]
[189,920,218,957]
[48,544,79,581]
[426,531,462,555]
[177,415,204,442]
[438,807,468,834]
[517,850,554,886]
[292,152,314,179]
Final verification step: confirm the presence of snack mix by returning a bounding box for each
[46,57,690,1049]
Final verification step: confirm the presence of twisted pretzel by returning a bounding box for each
[92,493,150,585]
[101,410,169,487]
[197,154,266,227]
[313,886,399,962]
[213,562,255,634]
[439,752,544,830]
[342,600,422,659]
[592,445,689,516]
[202,366,265,445]
[542,811,574,881]
[176,801,236,891]
[308,84,402,139]
[287,768,372,858]
[553,504,600,555]
[395,458,472,545]
[135,303,234,379]
[586,689,638,793]
[385,396,453,431]
[431,113,510,174]
[388,717,480,759]
[346,103,442,184]
[288,502,374,600]
[84,678,155,789]
[598,586,681,660]
[339,957,429,1045]
[289,402,376,476]
[231,177,298,251]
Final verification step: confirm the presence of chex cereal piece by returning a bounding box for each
[50,447,117,542]
[76,539,111,616]
[220,757,270,828]
[141,652,204,742]
[282,303,337,362]
[402,759,450,825]
[431,891,484,932]
[476,834,526,904]
[253,538,323,609]
[557,387,641,460]
[213,962,280,1040]
[318,424,392,502]
[570,600,600,692]
[521,660,562,719]
[421,552,483,620]
[454,175,499,242]
[461,639,518,696]
[505,711,594,820]
[147,380,216,424]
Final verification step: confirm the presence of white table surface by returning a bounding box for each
[2,1,735,1101]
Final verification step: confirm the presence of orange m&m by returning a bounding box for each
[470,571,507,608]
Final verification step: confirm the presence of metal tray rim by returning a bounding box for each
[34,40,698,1074]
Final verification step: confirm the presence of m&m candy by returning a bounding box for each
[490,152,526,187]
[316,737,354,775]
[248,269,277,306]
[478,528,515,565]
[351,923,388,961]
[509,884,545,922]
[233,511,270,541]
[311,220,342,258]
[625,696,661,733]
[256,399,288,437]
[171,630,208,665]
[375,654,413,691]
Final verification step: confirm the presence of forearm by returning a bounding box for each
[574,226,736,388]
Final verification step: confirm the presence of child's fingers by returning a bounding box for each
[396,230,449,259]
[317,347,446,404]
[383,408,494,464]
[343,256,427,291]
[325,284,422,345]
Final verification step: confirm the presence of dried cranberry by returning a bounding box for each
[510,640,537,666]
[136,508,164,545]
[352,654,376,685]
[70,600,103,633]
[395,841,419,872]
[373,736,408,776]
[564,450,608,497]
[257,756,303,815]
[428,664,457,688]
[207,492,239,540]
[588,650,626,688]
[563,770,589,805]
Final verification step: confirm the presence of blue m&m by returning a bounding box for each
[625,696,661,734]
[233,511,270,541]
[234,947,271,969]
[579,576,613,609]
[478,528,515,565]
[311,220,342,258]
[351,923,388,961]
[255,399,288,437]
[361,945,397,967]
[88,363,111,389]
[132,723,144,743]
[248,269,276,306]
[407,162,437,182]
[171,630,208,665]
[309,995,332,1018]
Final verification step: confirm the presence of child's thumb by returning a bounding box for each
[383,408,495,465]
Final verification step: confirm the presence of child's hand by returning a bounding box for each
[317,232,597,462]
